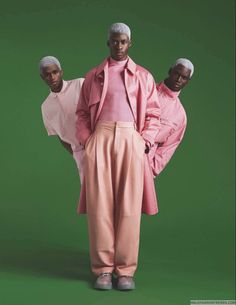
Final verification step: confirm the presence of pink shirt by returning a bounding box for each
[149,82,187,176]
[41,78,84,179]
[98,57,134,122]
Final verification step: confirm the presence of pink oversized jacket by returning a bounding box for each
[76,56,161,215]
[149,82,187,176]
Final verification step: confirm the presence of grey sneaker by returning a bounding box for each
[117,276,135,290]
[94,273,112,290]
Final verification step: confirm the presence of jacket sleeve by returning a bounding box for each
[141,73,161,146]
[75,76,92,146]
[152,118,187,176]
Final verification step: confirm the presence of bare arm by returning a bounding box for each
[58,137,73,154]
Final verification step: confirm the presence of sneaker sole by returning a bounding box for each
[117,284,135,291]
[94,283,112,290]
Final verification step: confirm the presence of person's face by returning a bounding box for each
[165,64,191,92]
[40,64,63,92]
[107,33,131,61]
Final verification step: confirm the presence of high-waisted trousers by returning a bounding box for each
[84,121,145,276]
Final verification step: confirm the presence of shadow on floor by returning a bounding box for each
[0,240,92,285]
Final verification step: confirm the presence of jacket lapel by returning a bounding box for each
[124,57,137,121]
[94,59,109,123]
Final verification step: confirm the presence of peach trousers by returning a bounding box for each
[84,121,145,276]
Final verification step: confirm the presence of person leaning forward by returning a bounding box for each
[39,56,84,181]
[148,58,194,176]
[76,22,161,290]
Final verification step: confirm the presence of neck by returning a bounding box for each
[164,79,171,90]
[164,78,180,92]
[51,80,63,93]
[111,56,128,62]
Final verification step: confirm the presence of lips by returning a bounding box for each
[174,83,181,88]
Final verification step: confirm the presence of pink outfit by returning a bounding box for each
[98,58,133,122]
[76,56,160,276]
[76,57,161,215]
[148,82,187,176]
[41,79,85,180]
[85,121,145,276]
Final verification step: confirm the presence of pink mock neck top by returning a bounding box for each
[161,81,181,99]
[98,57,134,122]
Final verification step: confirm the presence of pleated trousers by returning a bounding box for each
[84,121,145,276]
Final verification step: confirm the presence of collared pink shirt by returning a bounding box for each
[41,78,84,179]
[149,81,187,176]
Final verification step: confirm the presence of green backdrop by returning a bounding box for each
[0,1,235,304]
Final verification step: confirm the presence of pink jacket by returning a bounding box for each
[76,57,161,215]
[149,82,187,176]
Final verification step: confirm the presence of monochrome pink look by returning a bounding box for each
[41,79,84,180]
[76,56,160,277]
[149,82,187,176]
[98,57,134,122]
[76,57,160,215]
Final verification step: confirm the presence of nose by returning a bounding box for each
[176,75,182,82]
[50,73,57,81]
[115,42,122,50]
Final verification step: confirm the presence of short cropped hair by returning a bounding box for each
[108,22,131,40]
[173,58,194,77]
[39,56,61,75]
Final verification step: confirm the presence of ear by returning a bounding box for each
[129,39,132,47]
[40,74,44,80]
[168,68,172,75]
[61,69,64,77]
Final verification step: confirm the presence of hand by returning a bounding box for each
[145,144,150,154]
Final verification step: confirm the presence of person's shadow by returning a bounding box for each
[0,240,92,285]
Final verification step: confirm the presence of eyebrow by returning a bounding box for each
[111,39,128,42]
[46,69,59,73]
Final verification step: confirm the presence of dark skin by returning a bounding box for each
[58,137,73,154]
[41,64,63,93]
[40,64,73,154]
[107,32,150,153]
[164,64,191,92]
[107,33,132,61]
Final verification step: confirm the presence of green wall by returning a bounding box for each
[0,1,235,304]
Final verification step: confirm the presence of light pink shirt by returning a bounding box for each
[149,82,187,176]
[41,78,84,179]
[98,57,134,122]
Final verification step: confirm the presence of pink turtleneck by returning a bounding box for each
[98,57,134,122]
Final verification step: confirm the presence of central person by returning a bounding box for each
[76,22,160,290]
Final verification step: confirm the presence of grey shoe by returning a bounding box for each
[117,276,135,290]
[94,273,112,290]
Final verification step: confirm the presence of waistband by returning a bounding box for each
[96,121,136,129]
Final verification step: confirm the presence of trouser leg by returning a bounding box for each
[84,125,115,275]
[84,122,145,277]
[113,126,145,276]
